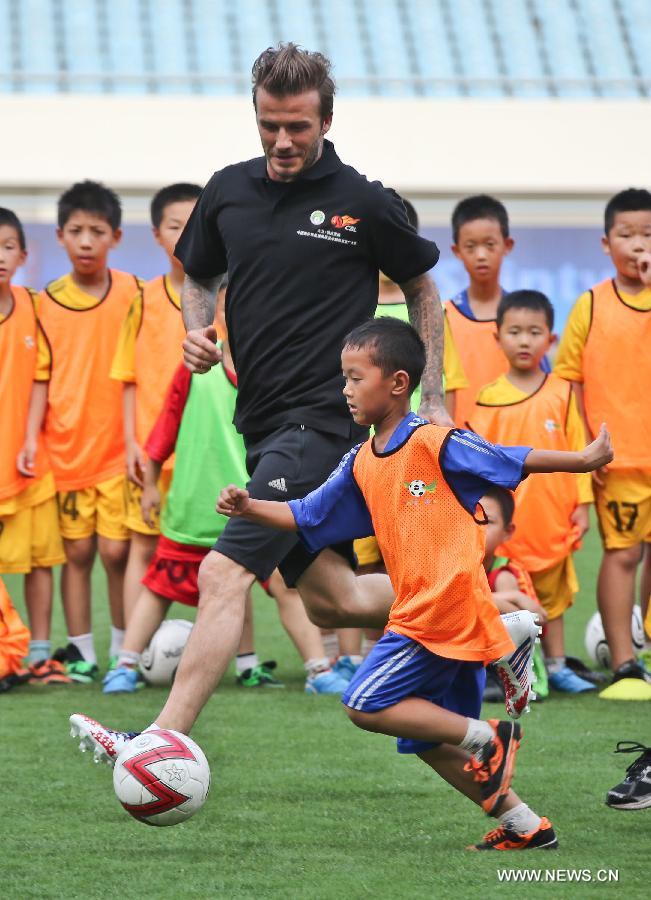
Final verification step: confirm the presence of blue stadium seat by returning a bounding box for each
[447,0,502,97]
[528,0,593,97]
[621,0,651,85]
[409,0,462,97]
[20,0,59,94]
[193,0,239,95]
[576,0,633,97]
[60,2,105,94]
[492,1,548,98]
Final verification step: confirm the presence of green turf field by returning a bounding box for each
[2,520,648,899]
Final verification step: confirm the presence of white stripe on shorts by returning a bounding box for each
[348,641,423,711]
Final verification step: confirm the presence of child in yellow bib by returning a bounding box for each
[0,208,66,678]
[555,188,651,699]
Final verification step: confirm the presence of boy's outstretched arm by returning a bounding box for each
[217,485,297,531]
[524,423,613,474]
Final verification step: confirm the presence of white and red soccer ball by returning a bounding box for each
[113,729,210,826]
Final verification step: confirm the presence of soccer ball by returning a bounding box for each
[408,480,426,497]
[584,607,645,669]
[113,729,210,826]
[140,619,193,686]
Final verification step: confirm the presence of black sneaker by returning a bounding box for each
[482,666,506,703]
[606,742,651,810]
[612,660,651,685]
[53,643,99,684]
[464,719,522,815]
[565,655,608,685]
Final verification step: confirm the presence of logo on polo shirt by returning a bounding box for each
[268,477,287,492]
[310,210,326,226]
[331,214,360,232]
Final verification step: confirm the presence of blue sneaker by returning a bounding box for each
[549,665,596,693]
[305,668,350,694]
[102,666,145,694]
[333,655,362,683]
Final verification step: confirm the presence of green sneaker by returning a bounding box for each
[236,660,284,688]
[531,645,549,699]
[107,655,118,672]
[53,643,99,684]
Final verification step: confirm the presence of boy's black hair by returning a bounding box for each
[451,194,509,243]
[497,289,554,331]
[150,182,203,229]
[604,187,651,234]
[0,208,26,251]
[482,484,515,526]
[57,180,122,230]
[343,317,425,396]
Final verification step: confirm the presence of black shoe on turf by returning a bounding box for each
[606,742,651,810]
[565,655,608,685]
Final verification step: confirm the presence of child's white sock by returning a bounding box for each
[321,632,339,659]
[117,650,140,669]
[499,802,541,835]
[110,627,125,659]
[459,719,494,754]
[68,633,96,665]
[304,657,331,677]
[236,652,258,675]
[545,656,565,675]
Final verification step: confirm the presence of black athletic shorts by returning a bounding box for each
[213,424,360,586]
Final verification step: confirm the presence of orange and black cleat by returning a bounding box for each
[28,658,73,685]
[468,817,558,850]
[464,719,522,815]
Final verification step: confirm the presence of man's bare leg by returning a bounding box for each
[296,548,394,630]
[154,551,255,733]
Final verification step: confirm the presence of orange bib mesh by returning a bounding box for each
[0,579,30,679]
[445,300,509,428]
[471,374,578,572]
[39,270,138,490]
[583,279,651,469]
[134,276,186,467]
[353,425,513,663]
[0,287,49,500]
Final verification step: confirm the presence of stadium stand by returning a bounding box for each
[0,0,649,97]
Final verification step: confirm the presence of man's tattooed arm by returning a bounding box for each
[399,272,452,426]
[181,273,224,331]
[181,273,224,373]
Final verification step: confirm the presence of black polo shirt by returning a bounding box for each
[175,139,439,439]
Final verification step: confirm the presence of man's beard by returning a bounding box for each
[269,136,323,181]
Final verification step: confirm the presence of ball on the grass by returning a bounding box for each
[584,607,645,669]
[140,618,193,685]
[113,729,210,826]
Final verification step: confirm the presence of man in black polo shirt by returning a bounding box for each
[69,44,449,751]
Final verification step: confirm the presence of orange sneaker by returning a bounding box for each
[464,719,522,815]
[28,658,73,685]
[468,816,558,850]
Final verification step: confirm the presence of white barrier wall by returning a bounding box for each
[2,96,649,224]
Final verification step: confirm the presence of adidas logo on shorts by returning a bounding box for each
[268,478,287,492]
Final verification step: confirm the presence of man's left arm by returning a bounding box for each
[400,273,452,426]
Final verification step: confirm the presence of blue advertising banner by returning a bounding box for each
[15,224,613,335]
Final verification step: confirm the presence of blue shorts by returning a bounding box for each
[342,631,486,754]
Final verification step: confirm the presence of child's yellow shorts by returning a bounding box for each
[354,535,383,567]
[594,470,651,550]
[124,468,173,536]
[0,495,66,573]
[58,474,128,541]
[530,555,578,621]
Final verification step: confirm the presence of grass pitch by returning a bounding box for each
[2,520,648,899]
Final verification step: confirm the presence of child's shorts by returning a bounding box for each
[0,495,66,574]
[530,555,578,621]
[142,535,273,607]
[124,468,173,536]
[594,470,651,550]
[354,535,383,567]
[342,630,486,755]
[58,474,129,541]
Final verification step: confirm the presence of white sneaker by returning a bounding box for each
[494,611,542,719]
[69,713,138,767]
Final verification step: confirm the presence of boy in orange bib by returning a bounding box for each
[37,181,141,681]
[0,208,67,682]
[218,317,612,850]
[111,183,202,623]
[470,290,595,694]
[555,189,651,699]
